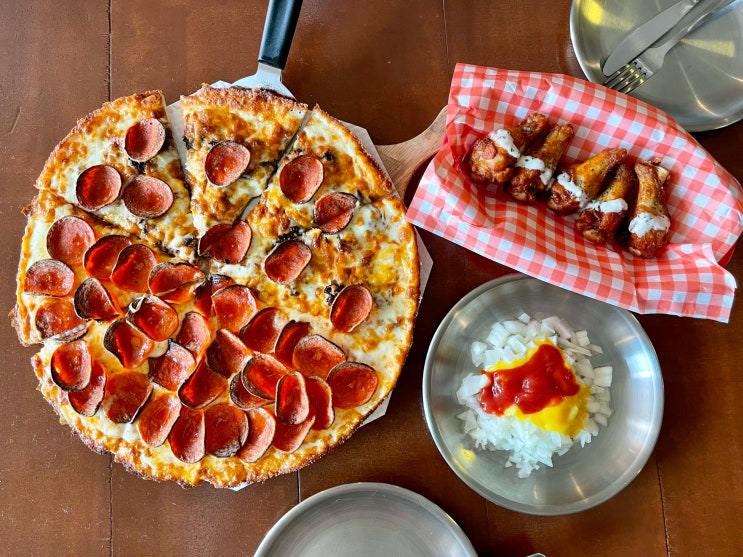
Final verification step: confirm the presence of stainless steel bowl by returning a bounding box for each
[423,275,664,515]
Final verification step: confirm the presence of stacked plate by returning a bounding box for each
[570,0,743,130]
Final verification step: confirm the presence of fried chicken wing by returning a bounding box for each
[547,147,626,215]
[575,163,636,245]
[627,159,671,258]
[468,113,550,184]
[506,123,574,202]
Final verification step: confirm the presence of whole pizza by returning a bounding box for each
[11,86,420,488]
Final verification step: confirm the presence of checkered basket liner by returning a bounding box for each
[406,64,743,322]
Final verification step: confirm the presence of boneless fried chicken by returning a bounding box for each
[627,159,671,258]
[547,147,626,215]
[575,163,636,245]
[507,123,574,202]
[468,113,550,184]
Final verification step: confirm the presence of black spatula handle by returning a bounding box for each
[258,0,304,70]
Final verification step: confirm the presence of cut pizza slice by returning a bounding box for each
[218,105,420,382]
[33,91,196,261]
[13,189,133,346]
[179,86,308,263]
[12,189,202,347]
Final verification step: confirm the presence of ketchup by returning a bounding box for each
[479,343,580,416]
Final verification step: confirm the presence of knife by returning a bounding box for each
[601,0,701,76]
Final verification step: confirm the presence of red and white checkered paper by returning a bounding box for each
[406,64,743,322]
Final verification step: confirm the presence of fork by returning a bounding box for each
[603,0,736,94]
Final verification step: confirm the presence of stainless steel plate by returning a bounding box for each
[570,0,743,131]
[423,275,664,515]
[254,482,477,557]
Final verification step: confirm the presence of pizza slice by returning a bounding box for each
[179,86,308,263]
[218,106,420,394]
[33,91,196,261]
[13,189,139,346]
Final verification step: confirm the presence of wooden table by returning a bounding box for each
[1,1,741,555]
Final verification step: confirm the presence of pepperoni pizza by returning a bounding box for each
[11,88,420,488]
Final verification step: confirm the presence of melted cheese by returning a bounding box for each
[35,91,195,261]
[180,86,308,236]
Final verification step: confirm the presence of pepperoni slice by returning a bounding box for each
[148,262,205,304]
[46,216,96,268]
[238,307,285,354]
[76,165,122,211]
[229,374,270,410]
[103,371,153,423]
[148,341,196,391]
[127,295,179,342]
[50,339,92,392]
[205,141,251,187]
[242,354,289,400]
[125,118,166,162]
[193,274,234,316]
[292,334,347,379]
[273,411,315,453]
[204,402,249,458]
[275,371,310,425]
[279,155,324,203]
[35,298,86,340]
[137,392,181,447]
[68,360,106,416]
[206,329,250,378]
[211,284,258,332]
[168,405,205,464]
[306,376,334,430]
[111,244,157,293]
[330,284,373,333]
[74,278,120,320]
[178,359,227,409]
[84,235,132,280]
[121,175,174,218]
[103,318,155,369]
[274,320,311,367]
[175,312,211,358]
[197,221,252,264]
[263,240,312,284]
[327,361,379,409]
[24,259,74,297]
[237,407,276,462]
[314,192,357,234]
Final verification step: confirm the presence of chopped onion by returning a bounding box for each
[457,312,614,478]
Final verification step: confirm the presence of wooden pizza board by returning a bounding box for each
[376,107,447,198]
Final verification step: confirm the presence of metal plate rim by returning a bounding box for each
[254,482,477,557]
[569,0,743,132]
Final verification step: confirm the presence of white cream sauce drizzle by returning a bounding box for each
[488,129,520,158]
[585,198,628,214]
[556,173,589,208]
[628,212,671,235]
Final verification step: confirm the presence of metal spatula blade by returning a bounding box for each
[232,0,303,97]
[167,0,303,161]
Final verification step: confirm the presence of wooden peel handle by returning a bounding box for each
[377,106,447,198]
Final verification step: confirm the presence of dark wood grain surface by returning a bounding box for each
[1,1,741,556]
